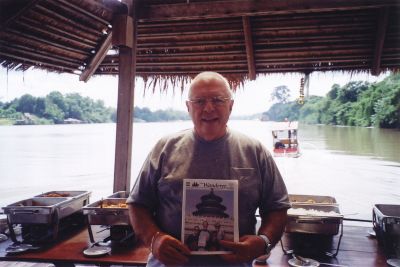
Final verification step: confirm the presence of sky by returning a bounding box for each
[0,67,389,116]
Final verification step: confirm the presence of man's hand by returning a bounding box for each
[219,235,268,263]
[152,233,191,265]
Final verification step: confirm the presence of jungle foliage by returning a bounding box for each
[264,73,400,128]
[133,107,189,122]
[0,91,115,124]
[0,91,190,125]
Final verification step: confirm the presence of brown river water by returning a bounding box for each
[0,121,399,221]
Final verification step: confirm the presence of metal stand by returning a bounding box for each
[280,220,344,257]
[86,223,135,247]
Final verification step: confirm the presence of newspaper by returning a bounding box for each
[181,179,238,255]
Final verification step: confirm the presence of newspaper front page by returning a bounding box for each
[181,179,238,255]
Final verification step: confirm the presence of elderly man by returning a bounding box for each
[127,71,290,267]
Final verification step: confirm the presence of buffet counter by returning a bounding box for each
[0,224,387,267]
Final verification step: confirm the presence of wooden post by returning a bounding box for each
[113,0,138,193]
[371,7,389,76]
[242,16,256,80]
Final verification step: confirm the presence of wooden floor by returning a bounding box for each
[0,223,391,267]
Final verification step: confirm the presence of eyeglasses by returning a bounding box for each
[187,96,232,107]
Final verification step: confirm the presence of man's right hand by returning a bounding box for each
[152,233,191,265]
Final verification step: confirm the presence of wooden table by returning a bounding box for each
[0,226,149,266]
[0,224,388,267]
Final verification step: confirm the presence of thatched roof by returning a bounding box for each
[1,0,399,89]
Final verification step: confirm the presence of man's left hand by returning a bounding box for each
[219,235,267,263]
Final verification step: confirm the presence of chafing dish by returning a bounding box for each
[82,194,135,247]
[3,190,91,224]
[286,204,343,235]
[83,198,129,226]
[3,197,70,224]
[373,204,400,258]
[281,194,344,257]
[2,190,91,245]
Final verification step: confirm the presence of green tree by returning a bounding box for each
[263,73,400,128]
[16,94,36,114]
[34,97,46,117]
[271,85,291,104]
[47,91,66,111]
[43,102,64,123]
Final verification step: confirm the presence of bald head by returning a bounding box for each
[188,72,232,99]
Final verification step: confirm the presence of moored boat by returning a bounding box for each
[272,121,300,158]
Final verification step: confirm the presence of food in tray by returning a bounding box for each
[288,208,340,217]
[42,192,70,197]
[100,202,128,208]
[292,199,316,203]
[291,199,332,204]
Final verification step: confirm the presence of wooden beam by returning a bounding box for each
[0,51,76,72]
[20,16,98,46]
[113,0,138,193]
[138,0,399,22]
[371,7,389,76]
[55,0,110,26]
[112,15,134,48]
[15,20,94,49]
[28,9,100,42]
[242,16,256,80]
[4,28,88,56]
[35,4,101,36]
[80,32,112,82]
[0,0,39,29]
[0,43,81,68]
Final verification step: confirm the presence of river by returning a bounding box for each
[0,121,399,221]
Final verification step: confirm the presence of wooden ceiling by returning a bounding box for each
[1,0,399,84]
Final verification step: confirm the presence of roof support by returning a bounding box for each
[138,0,398,22]
[55,0,110,26]
[113,0,138,193]
[242,16,256,80]
[80,33,113,82]
[371,7,389,76]
[0,0,39,29]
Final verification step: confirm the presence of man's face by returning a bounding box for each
[186,78,233,141]
[202,221,208,229]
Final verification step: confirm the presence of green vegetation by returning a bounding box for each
[0,91,190,125]
[133,107,189,122]
[0,92,115,125]
[2,73,398,127]
[264,73,400,129]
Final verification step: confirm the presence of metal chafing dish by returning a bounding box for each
[83,198,129,226]
[3,197,70,224]
[82,191,135,247]
[2,190,91,245]
[373,204,400,258]
[281,194,344,257]
[286,203,343,235]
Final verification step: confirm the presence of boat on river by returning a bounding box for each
[272,121,300,158]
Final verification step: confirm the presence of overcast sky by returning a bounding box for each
[0,67,388,116]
